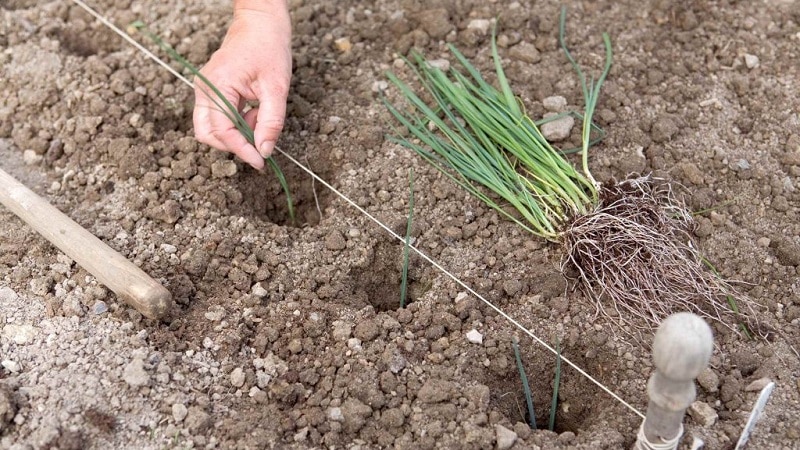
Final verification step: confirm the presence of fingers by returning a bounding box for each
[253,86,288,158]
[193,86,265,171]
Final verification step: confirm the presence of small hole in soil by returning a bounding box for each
[228,153,335,227]
[348,240,428,312]
[484,347,601,435]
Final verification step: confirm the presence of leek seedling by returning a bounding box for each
[400,168,414,308]
[131,21,295,222]
[512,338,536,429]
[385,8,757,332]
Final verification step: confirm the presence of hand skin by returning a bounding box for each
[193,0,292,170]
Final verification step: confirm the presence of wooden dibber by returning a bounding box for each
[0,168,172,319]
[634,312,714,450]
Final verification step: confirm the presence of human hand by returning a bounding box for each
[193,1,292,170]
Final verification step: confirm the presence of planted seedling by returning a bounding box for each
[384,9,757,333]
[400,168,414,308]
[131,21,295,222]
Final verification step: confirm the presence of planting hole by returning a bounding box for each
[348,240,428,312]
[228,152,335,227]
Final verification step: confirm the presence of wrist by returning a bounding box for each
[233,0,288,13]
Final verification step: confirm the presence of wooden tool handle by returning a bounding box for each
[0,168,172,319]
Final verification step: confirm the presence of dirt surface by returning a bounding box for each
[1,0,799,449]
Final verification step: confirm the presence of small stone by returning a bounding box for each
[251,282,268,298]
[3,324,37,345]
[211,160,238,178]
[184,406,211,434]
[23,150,42,165]
[688,401,718,427]
[122,359,150,387]
[541,113,575,142]
[466,329,484,345]
[745,377,772,392]
[388,353,407,374]
[328,406,344,422]
[172,403,188,422]
[332,321,352,341]
[735,159,751,170]
[467,19,491,34]
[93,301,108,315]
[743,54,759,69]
[353,318,380,341]
[161,244,178,254]
[417,379,456,403]
[651,115,679,143]
[756,237,771,248]
[508,42,541,64]
[230,367,245,388]
[341,398,372,433]
[697,368,719,393]
[495,424,518,450]
[324,230,347,251]
[249,386,267,403]
[334,37,352,53]
[1,360,20,373]
[347,337,362,351]
[371,81,388,93]
[542,95,567,112]
[416,8,453,39]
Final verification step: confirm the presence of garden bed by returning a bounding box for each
[1,0,799,448]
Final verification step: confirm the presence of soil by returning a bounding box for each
[1,0,799,449]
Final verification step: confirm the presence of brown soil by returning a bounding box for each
[1,1,799,449]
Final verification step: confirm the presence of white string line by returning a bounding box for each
[69,0,646,420]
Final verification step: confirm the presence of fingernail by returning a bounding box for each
[259,141,274,158]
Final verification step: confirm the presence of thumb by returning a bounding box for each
[254,92,288,158]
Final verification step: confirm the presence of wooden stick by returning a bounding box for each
[0,167,172,319]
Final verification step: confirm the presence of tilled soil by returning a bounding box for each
[1,0,799,449]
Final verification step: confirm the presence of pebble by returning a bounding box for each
[230,367,245,388]
[249,386,267,403]
[417,8,453,39]
[466,329,484,345]
[697,368,719,393]
[467,19,491,34]
[334,37,352,53]
[160,244,177,254]
[172,403,188,422]
[541,113,575,142]
[495,424,518,450]
[388,353,407,374]
[22,150,42,165]
[1,360,20,373]
[371,81,388,93]
[210,160,238,178]
[332,321,352,341]
[3,324,37,345]
[328,406,344,422]
[508,42,541,64]
[93,301,108,315]
[417,379,456,403]
[251,282,268,298]
[122,359,150,387]
[745,377,772,392]
[324,230,347,251]
[346,338,362,352]
[542,95,567,112]
[735,159,751,170]
[743,54,759,69]
[688,401,718,427]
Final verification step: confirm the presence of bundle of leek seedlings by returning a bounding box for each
[384,9,756,332]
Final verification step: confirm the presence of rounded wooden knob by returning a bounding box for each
[652,312,713,380]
